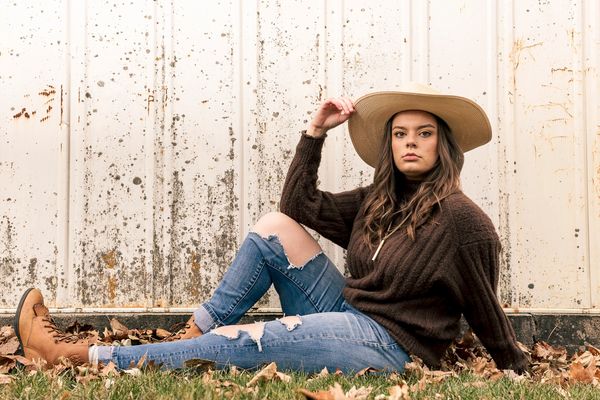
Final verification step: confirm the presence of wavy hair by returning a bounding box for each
[362,112,464,247]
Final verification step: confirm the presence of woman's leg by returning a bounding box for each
[100,304,411,373]
[193,212,346,334]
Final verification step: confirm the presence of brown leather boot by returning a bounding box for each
[15,288,90,366]
[163,315,202,342]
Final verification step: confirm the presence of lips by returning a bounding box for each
[402,153,420,160]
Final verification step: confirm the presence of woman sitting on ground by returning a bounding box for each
[15,83,528,373]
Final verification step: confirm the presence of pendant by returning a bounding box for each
[371,238,385,261]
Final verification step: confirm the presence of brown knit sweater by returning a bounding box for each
[280,134,528,371]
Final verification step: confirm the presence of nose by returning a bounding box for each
[405,133,417,148]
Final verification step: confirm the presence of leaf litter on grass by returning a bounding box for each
[0,319,599,398]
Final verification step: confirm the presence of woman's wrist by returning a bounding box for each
[305,124,327,138]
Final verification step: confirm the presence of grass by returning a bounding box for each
[1,368,599,400]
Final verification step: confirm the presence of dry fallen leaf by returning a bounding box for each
[246,362,291,387]
[387,381,411,400]
[109,318,129,340]
[0,373,13,385]
[354,366,380,377]
[299,383,371,400]
[100,361,119,377]
[155,328,171,339]
[0,336,19,356]
[183,358,216,372]
[569,361,596,384]
[298,388,335,400]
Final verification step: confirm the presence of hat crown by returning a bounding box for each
[397,82,441,96]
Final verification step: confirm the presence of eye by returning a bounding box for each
[393,131,406,138]
[419,130,433,138]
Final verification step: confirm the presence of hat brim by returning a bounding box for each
[347,91,492,168]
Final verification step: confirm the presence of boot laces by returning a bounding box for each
[42,316,84,343]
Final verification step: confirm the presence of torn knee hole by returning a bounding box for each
[277,315,302,331]
[210,322,266,352]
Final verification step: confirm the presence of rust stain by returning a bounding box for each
[60,85,63,123]
[102,250,117,269]
[189,251,201,298]
[13,108,26,119]
[551,67,573,73]
[146,93,154,115]
[38,88,56,97]
[509,39,544,89]
[190,251,200,272]
[107,276,117,302]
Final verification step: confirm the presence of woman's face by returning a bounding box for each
[390,110,439,181]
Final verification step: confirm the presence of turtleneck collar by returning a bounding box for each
[395,175,422,203]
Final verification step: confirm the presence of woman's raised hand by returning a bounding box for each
[306,97,355,138]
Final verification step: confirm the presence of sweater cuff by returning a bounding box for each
[300,130,328,140]
[490,346,529,372]
[294,132,327,166]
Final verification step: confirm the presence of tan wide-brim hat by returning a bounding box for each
[347,82,492,167]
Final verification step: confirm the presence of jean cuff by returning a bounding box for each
[97,345,115,365]
[194,304,218,333]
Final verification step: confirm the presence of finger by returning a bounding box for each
[324,98,344,112]
[335,97,351,115]
[340,97,355,113]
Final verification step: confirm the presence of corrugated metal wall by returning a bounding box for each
[1,0,599,313]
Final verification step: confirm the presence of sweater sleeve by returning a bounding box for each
[279,134,370,249]
[457,240,528,371]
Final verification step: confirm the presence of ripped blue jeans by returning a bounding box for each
[97,232,411,373]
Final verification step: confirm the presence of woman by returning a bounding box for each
[15,83,528,373]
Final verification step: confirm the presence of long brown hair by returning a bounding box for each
[362,111,464,247]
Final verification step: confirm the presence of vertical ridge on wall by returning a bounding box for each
[584,0,600,308]
[66,0,87,309]
[232,0,245,242]
[570,0,591,308]
[322,0,347,265]
[496,0,518,307]
[143,0,157,309]
[56,0,74,309]
[485,0,504,302]
[240,0,258,238]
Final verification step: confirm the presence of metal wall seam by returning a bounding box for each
[324,0,346,267]
[240,0,258,237]
[571,0,591,308]
[496,0,519,308]
[55,0,73,308]
[584,0,600,309]
[486,0,501,231]
[144,0,158,308]
[232,0,245,241]
[65,0,87,309]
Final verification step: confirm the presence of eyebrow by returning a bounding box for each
[392,124,437,130]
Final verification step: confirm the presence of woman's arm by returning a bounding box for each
[457,240,529,372]
[279,97,369,249]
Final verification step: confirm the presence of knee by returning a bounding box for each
[253,212,299,236]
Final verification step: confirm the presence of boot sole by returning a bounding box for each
[14,287,35,357]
